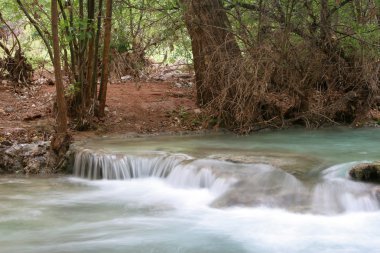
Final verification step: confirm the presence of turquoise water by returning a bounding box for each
[81,128,380,163]
[1,128,380,253]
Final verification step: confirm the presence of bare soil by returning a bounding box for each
[1,78,379,144]
[0,80,201,143]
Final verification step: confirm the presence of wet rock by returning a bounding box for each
[54,148,76,174]
[24,156,45,174]
[349,162,380,183]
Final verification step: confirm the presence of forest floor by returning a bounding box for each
[0,78,202,143]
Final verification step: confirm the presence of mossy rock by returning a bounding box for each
[349,162,380,183]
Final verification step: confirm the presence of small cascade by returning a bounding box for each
[73,148,380,214]
[73,148,235,196]
[74,149,189,180]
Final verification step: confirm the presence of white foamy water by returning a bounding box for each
[72,149,380,214]
[1,176,379,253]
[1,128,380,252]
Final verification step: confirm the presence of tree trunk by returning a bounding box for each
[51,0,70,155]
[181,0,241,106]
[58,0,76,83]
[86,0,96,107]
[91,0,104,99]
[320,0,332,49]
[68,0,79,82]
[97,0,113,117]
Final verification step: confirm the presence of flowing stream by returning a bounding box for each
[1,128,380,253]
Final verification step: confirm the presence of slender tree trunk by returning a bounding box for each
[51,0,69,154]
[74,0,92,129]
[256,0,264,43]
[375,0,380,26]
[58,0,76,83]
[97,0,113,117]
[68,0,79,82]
[86,0,96,107]
[78,0,85,109]
[320,0,332,49]
[63,48,69,76]
[91,0,104,99]
[180,0,241,106]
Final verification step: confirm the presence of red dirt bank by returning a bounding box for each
[0,81,199,143]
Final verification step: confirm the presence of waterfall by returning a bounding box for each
[74,149,189,180]
[73,148,380,214]
[73,148,235,196]
[310,162,380,214]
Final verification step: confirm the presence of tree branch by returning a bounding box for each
[0,40,11,56]
[329,0,353,17]
[0,11,21,53]
[16,0,54,62]
[225,1,310,39]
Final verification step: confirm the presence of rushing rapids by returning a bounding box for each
[73,146,380,214]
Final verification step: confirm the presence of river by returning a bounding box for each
[1,128,379,252]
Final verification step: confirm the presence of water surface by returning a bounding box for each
[1,128,380,253]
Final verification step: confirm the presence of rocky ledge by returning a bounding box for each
[0,141,73,175]
[349,162,380,183]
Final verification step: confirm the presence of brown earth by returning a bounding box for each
[0,80,201,143]
[1,77,379,144]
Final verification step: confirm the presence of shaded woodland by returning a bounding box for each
[0,0,379,140]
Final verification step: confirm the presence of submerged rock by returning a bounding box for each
[207,151,322,179]
[349,162,380,183]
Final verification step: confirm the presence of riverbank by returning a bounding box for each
[0,77,201,175]
[1,78,380,175]
[0,79,200,142]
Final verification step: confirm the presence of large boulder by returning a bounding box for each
[349,162,380,183]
